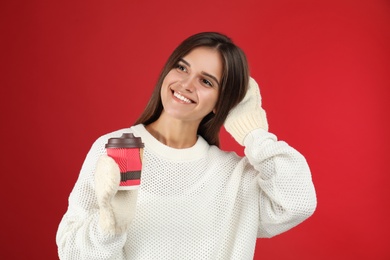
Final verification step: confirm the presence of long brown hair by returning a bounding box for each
[134,32,249,147]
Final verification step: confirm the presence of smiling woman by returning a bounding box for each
[136,32,250,147]
[155,47,222,146]
[56,32,317,259]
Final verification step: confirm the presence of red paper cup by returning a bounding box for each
[105,133,144,190]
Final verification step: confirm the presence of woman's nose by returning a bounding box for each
[181,77,196,92]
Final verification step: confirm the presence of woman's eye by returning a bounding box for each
[177,64,187,72]
[202,79,213,87]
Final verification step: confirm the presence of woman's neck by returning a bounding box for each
[145,116,199,149]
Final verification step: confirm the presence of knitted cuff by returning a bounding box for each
[224,109,268,145]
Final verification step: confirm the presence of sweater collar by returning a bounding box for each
[131,124,209,161]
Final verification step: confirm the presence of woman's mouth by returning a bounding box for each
[172,91,195,104]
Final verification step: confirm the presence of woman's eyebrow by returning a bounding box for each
[179,58,220,87]
[179,58,190,67]
[201,72,220,87]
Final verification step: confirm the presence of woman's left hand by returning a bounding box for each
[224,77,268,145]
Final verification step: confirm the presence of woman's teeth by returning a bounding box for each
[174,92,192,103]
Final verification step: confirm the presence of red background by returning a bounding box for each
[1,0,389,259]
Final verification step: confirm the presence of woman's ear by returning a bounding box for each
[212,108,217,114]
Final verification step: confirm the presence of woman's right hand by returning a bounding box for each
[95,155,138,235]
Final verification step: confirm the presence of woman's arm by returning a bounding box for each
[244,129,317,238]
[224,77,316,238]
[56,134,129,259]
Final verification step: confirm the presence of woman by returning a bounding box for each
[56,32,317,259]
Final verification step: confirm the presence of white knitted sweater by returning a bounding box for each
[56,124,316,259]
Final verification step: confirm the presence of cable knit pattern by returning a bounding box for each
[56,124,316,259]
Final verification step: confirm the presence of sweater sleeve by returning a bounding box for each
[243,128,317,238]
[56,135,127,259]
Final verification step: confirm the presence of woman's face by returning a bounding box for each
[160,47,222,124]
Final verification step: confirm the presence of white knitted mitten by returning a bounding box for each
[224,77,269,145]
[94,155,138,235]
